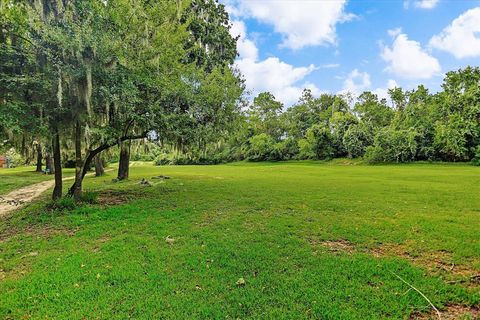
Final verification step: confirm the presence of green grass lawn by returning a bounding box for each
[1,161,479,319]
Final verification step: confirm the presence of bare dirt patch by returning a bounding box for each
[371,244,479,286]
[0,224,78,243]
[97,190,131,206]
[309,238,356,254]
[0,180,55,217]
[309,238,479,287]
[410,304,480,319]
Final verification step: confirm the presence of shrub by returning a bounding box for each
[47,197,77,212]
[273,137,299,160]
[299,125,334,160]
[433,116,469,161]
[80,191,98,204]
[4,148,23,168]
[343,124,371,158]
[472,145,480,166]
[364,128,418,163]
[246,133,275,161]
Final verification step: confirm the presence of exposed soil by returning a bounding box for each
[311,239,480,319]
[0,170,113,217]
[0,180,55,217]
[410,304,480,319]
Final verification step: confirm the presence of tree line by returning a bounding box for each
[155,67,480,166]
[0,0,244,201]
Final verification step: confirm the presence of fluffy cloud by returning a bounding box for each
[381,30,441,79]
[236,57,319,105]
[225,0,354,49]
[340,69,398,103]
[229,20,321,106]
[429,7,480,59]
[373,79,399,102]
[230,20,258,60]
[404,0,439,9]
[341,69,371,94]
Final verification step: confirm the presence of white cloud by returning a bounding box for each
[373,79,399,102]
[230,18,321,106]
[339,70,399,102]
[404,0,439,9]
[320,63,341,69]
[225,0,354,49]
[340,69,371,95]
[381,30,441,79]
[429,7,480,59]
[237,57,319,106]
[230,20,258,60]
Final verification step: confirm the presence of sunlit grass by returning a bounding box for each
[1,161,479,319]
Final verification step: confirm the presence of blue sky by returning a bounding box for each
[221,0,480,105]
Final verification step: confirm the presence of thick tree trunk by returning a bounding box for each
[67,132,147,198]
[52,128,62,200]
[71,120,83,201]
[117,141,130,180]
[45,153,54,174]
[35,144,43,172]
[94,155,105,177]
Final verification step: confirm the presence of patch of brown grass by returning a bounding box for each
[0,224,78,244]
[97,189,140,206]
[410,304,480,320]
[308,238,479,287]
[309,238,356,254]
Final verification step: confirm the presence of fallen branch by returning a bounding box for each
[390,271,441,320]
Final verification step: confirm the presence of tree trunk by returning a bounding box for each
[67,132,147,198]
[52,128,62,200]
[94,155,105,177]
[71,120,83,201]
[45,153,54,174]
[117,141,130,180]
[35,144,43,172]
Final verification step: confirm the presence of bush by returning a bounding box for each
[80,191,98,204]
[47,197,77,212]
[154,151,227,166]
[4,148,23,168]
[472,145,480,166]
[343,124,371,158]
[364,128,418,163]
[246,133,275,161]
[273,137,299,161]
[299,125,334,160]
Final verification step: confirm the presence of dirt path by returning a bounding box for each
[0,170,113,217]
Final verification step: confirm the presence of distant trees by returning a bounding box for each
[182,67,479,165]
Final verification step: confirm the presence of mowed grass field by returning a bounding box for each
[0,161,479,319]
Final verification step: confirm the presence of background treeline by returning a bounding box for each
[155,67,480,166]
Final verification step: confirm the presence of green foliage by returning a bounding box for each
[300,124,334,160]
[3,148,24,168]
[246,133,276,161]
[343,124,371,158]
[433,115,469,161]
[471,145,480,166]
[47,197,77,212]
[80,191,98,204]
[365,128,418,163]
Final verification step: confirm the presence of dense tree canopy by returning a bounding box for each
[0,0,243,200]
